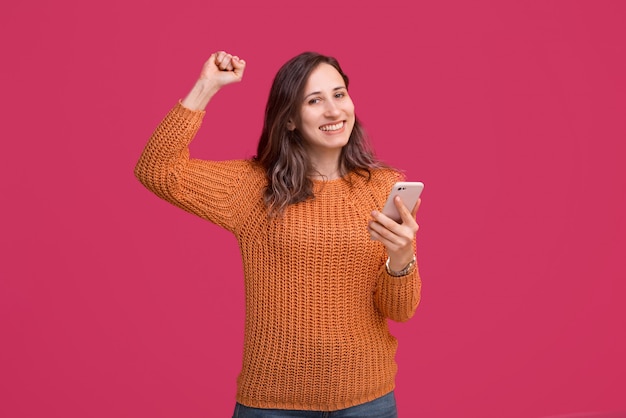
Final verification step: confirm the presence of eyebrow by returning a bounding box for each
[303,86,347,100]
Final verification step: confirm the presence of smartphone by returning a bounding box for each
[381,182,424,222]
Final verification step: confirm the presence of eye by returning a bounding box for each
[308,97,321,105]
[335,91,347,99]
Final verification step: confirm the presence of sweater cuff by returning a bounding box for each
[175,100,206,120]
[380,265,418,284]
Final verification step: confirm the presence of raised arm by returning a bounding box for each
[134,51,250,231]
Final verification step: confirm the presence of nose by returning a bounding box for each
[324,100,341,117]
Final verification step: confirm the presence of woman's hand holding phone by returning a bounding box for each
[368,182,423,272]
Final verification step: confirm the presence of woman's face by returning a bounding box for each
[289,63,356,158]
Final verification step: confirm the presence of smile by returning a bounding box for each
[319,121,344,132]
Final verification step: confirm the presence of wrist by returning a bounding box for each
[386,254,416,277]
[386,250,415,272]
[181,79,221,111]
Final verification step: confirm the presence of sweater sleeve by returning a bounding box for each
[363,169,421,322]
[373,257,422,322]
[134,102,254,232]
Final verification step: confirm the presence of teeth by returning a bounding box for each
[320,122,343,131]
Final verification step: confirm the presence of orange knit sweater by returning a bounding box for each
[135,103,421,411]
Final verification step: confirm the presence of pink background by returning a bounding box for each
[1,1,625,417]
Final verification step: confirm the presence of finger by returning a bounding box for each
[232,56,246,68]
[371,209,411,242]
[367,224,379,241]
[370,209,397,229]
[215,52,231,70]
[410,198,421,218]
[368,224,413,253]
[368,223,391,244]
[394,196,416,225]
[214,51,226,66]
[232,56,246,79]
[221,54,234,70]
[223,55,234,71]
[368,220,404,246]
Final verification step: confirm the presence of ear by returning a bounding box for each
[287,119,296,131]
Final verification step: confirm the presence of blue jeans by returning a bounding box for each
[232,391,398,418]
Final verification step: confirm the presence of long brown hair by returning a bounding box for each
[254,52,385,216]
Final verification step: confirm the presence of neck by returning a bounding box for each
[310,160,342,180]
[311,168,341,180]
[307,149,342,180]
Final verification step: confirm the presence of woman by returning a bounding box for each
[135,50,422,417]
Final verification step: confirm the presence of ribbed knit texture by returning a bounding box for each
[135,103,421,411]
